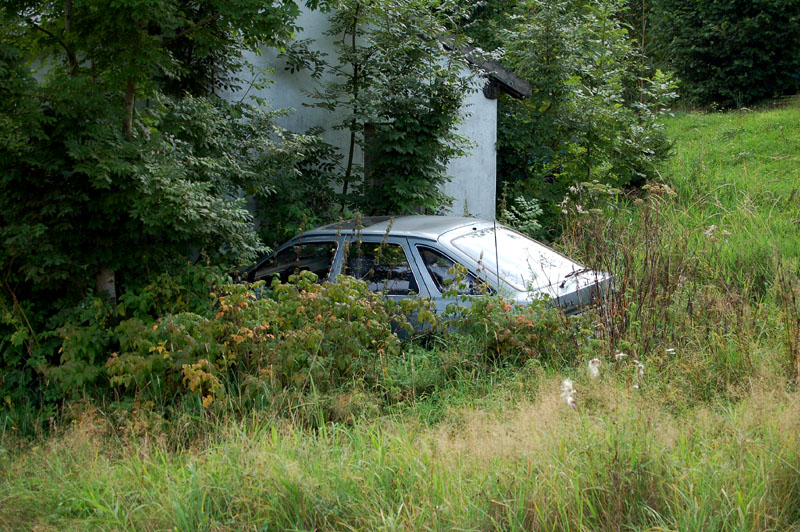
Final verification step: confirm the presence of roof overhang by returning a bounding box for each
[440,37,532,100]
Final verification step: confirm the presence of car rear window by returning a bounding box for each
[451,226,581,291]
[254,241,338,283]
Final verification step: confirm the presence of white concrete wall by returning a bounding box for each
[222,7,497,221]
[441,84,497,220]
[221,8,361,164]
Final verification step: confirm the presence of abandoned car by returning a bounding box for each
[246,216,611,315]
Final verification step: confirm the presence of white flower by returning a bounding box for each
[632,383,640,390]
[560,378,577,408]
[560,378,574,396]
[634,360,645,376]
[665,347,675,355]
[614,351,628,361]
[588,358,601,378]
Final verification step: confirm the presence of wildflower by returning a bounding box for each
[634,360,645,376]
[614,351,628,361]
[560,378,577,408]
[665,347,675,355]
[588,358,601,378]
[632,384,640,390]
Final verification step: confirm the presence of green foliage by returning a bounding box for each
[8,104,800,532]
[650,0,800,108]
[62,272,423,405]
[0,0,316,405]
[286,0,472,214]
[446,294,592,368]
[461,0,520,52]
[498,191,544,239]
[496,0,676,237]
[255,130,342,247]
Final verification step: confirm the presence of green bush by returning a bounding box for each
[650,0,800,107]
[5,259,593,428]
[94,272,430,406]
[496,0,676,237]
[446,294,593,368]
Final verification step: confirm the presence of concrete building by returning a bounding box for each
[222,8,530,221]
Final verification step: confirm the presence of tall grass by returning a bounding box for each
[2,381,800,531]
[557,103,800,405]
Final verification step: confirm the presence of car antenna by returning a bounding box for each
[493,218,500,287]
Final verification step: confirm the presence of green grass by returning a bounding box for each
[661,102,800,288]
[4,100,800,531]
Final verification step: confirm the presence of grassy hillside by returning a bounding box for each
[662,101,800,290]
[3,102,800,531]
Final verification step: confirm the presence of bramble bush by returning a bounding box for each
[446,295,593,368]
[72,272,427,407]
[2,263,594,430]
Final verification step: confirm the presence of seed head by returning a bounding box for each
[560,378,577,408]
[588,358,601,378]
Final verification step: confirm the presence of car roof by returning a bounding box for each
[307,215,493,241]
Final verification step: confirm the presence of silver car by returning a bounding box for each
[246,216,611,315]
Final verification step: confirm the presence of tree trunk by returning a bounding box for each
[95,267,116,304]
[64,0,79,75]
[122,78,135,138]
[340,4,361,213]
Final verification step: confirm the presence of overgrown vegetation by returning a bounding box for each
[0,0,473,407]
[4,104,800,530]
[648,0,800,108]
[0,0,315,410]
[284,0,472,215]
[472,0,678,237]
[4,0,800,527]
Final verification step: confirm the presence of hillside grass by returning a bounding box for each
[661,102,800,291]
[3,101,800,531]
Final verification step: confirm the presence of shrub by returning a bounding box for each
[445,292,594,369]
[102,272,429,405]
[497,0,677,237]
[7,260,592,426]
[650,0,800,108]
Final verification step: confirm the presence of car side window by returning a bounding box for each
[254,241,337,283]
[345,242,419,296]
[417,245,483,295]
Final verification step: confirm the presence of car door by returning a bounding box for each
[250,236,344,284]
[341,236,430,300]
[407,240,489,314]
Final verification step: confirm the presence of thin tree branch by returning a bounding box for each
[168,13,222,41]
[25,18,78,74]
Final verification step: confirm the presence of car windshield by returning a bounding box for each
[451,226,583,291]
